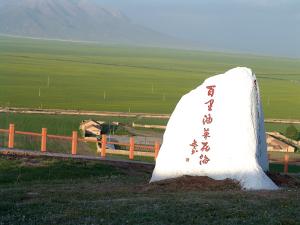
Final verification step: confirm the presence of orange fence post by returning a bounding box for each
[284,154,289,173]
[41,128,47,152]
[154,141,160,160]
[8,124,15,149]
[129,137,134,160]
[101,135,107,158]
[71,131,78,155]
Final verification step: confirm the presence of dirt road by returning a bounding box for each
[0,107,170,119]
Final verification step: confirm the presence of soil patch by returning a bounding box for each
[145,173,300,192]
[144,175,241,192]
[267,172,300,188]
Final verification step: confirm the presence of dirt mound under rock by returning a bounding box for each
[144,173,300,192]
[144,175,242,192]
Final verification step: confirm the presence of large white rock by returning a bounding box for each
[151,67,278,190]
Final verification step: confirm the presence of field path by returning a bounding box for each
[0,107,170,119]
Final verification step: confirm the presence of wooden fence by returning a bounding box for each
[0,124,298,173]
[268,153,294,174]
[0,123,160,160]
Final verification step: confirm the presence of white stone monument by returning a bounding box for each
[150,67,278,190]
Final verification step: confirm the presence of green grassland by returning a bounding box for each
[0,36,300,118]
[0,112,138,136]
[0,155,300,225]
[1,112,300,136]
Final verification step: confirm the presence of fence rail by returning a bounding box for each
[0,124,299,173]
[0,123,160,160]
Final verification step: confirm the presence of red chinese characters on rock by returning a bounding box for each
[202,113,213,125]
[200,154,210,165]
[202,128,210,140]
[205,99,214,111]
[206,85,216,97]
[201,142,210,152]
[189,139,198,155]
[187,85,216,165]
[199,85,216,165]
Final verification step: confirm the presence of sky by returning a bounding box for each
[95,0,300,58]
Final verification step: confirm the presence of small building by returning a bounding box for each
[266,134,295,152]
[80,120,102,137]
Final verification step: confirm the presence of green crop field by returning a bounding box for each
[0,36,299,118]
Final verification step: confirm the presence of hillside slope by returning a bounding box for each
[0,0,175,45]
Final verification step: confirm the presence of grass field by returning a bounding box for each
[0,112,139,136]
[0,155,299,225]
[1,112,299,138]
[0,36,300,118]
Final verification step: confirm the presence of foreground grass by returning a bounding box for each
[0,156,123,184]
[0,156,299,225]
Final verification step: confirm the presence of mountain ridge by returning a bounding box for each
[0,0,178,46]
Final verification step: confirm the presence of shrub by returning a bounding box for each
[285,125,299,140]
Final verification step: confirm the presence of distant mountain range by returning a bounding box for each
[0,0,180,46]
